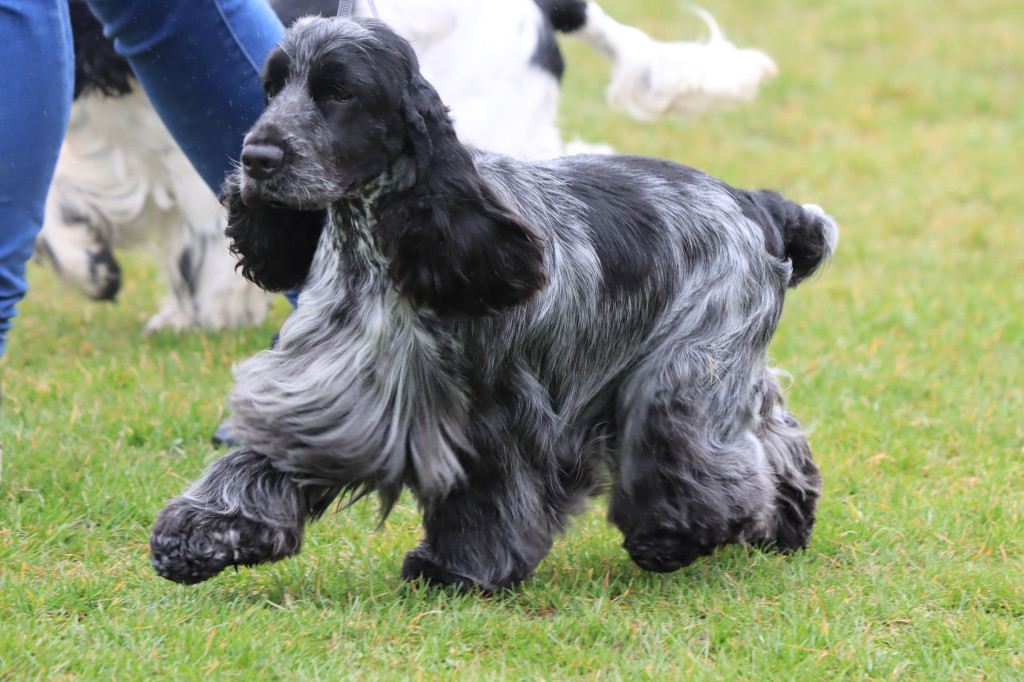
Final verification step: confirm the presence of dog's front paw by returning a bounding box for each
[149,500,301,584]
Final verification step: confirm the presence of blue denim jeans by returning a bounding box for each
[0,0,285,357]
[0,0,73,357]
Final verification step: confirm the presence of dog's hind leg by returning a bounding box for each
[745,369,822,552]
[402,457,562,593]
[608,348,781,572]
[150,448,341,584]
[401,403,591,593]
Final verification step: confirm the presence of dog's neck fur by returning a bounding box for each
[326,153,418,273]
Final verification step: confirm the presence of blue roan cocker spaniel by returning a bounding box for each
[150,16,838,593]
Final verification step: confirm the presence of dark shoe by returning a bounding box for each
[211,419,240,448]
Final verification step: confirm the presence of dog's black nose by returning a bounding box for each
[241,143,284,179]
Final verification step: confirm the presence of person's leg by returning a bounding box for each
[84,0,290,445]
[85,0,285,193]
[84,0,293,446]
[0,0,74,358]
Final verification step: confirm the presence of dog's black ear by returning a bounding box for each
[220,171,327,293]
[379,75,547,317]
[383,184,548,317]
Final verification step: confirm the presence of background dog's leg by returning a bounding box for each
[609,350,781,572]
[150,448,341,584]
[34,210,122,302]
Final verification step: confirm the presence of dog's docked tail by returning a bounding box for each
[734,189,839,288]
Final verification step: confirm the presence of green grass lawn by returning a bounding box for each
[2,0,1022,678]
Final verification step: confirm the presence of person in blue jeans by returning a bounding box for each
[0,0,286,360]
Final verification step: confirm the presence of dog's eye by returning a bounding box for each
[263,87,278,105]
[331,87,353,104]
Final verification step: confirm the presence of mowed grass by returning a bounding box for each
[2,0,1022,678]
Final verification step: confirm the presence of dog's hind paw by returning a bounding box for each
[399,545,527,594]
[401,549,486,593]
[622,532,716,573]
[747,501,816,555]
[149,502,302,584]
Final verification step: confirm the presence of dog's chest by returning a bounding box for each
[304,206,462,394]
[262,211,471,496]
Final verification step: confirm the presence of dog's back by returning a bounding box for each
[479,151,837,297]
[463,150,836,420]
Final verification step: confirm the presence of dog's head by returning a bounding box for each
[226,17,546,315]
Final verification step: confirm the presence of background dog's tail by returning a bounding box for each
[539,1,778,120]
[735,189,839,288]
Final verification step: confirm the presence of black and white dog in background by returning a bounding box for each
[37,0,273,333]
[150,17,835,592]
[38,0,777,332]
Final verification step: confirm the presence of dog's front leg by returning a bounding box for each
[150,448,340,584]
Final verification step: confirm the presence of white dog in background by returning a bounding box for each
[37,0,777,333]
